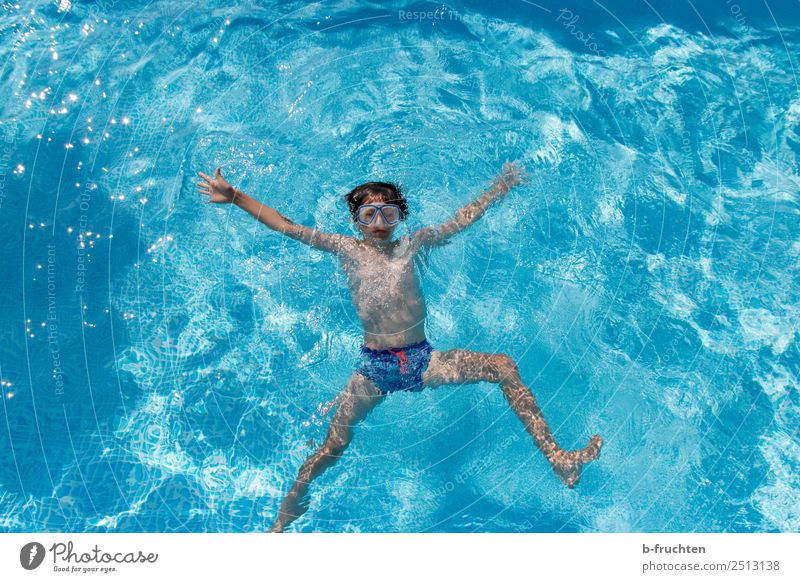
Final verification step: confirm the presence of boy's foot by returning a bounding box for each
[270,490,310,533]
[549,435,603,488]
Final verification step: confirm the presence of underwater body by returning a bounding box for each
[0,0,798,532]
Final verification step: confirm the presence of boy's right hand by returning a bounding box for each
[197,167,238,203]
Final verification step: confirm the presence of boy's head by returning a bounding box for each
[345,181,408,242]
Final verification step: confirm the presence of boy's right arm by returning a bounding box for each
[197,167,346,253]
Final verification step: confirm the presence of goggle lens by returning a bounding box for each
[357,204,401,225]
[381,206,400,223]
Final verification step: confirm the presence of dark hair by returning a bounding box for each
[345,181,408,221]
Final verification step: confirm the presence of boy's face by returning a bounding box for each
[356,195,399,242]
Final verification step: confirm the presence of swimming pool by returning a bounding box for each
[1,0,798,532]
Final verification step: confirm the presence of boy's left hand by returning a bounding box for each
[493,161,528,194]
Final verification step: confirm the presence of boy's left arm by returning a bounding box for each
[411,161,527,250]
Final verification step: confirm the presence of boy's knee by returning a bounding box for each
[322,437,348,458]
[489,353,518,379]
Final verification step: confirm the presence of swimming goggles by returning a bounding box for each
[356,204,401,225]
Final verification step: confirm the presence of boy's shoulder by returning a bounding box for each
[329,233,361,256]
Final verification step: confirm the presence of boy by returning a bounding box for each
[196,163,603,532]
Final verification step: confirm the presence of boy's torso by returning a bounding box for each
[338,235,427,350]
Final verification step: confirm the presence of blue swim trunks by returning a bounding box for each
[357,339,434,395]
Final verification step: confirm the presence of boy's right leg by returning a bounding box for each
[271,372,383,532]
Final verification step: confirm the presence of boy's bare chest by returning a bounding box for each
[340,245,418,292]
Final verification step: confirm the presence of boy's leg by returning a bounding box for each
[271,372,384,532]
[422,349,602,487]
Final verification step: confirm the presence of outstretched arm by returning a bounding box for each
[197,168,346,253]
[410,161,527,250]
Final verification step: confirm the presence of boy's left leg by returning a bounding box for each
[422,349,602,487]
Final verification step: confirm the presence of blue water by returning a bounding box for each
[1,0,799,532]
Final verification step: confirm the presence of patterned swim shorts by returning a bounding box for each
[356,339,434,395]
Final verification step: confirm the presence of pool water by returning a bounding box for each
[1,0,798,532]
